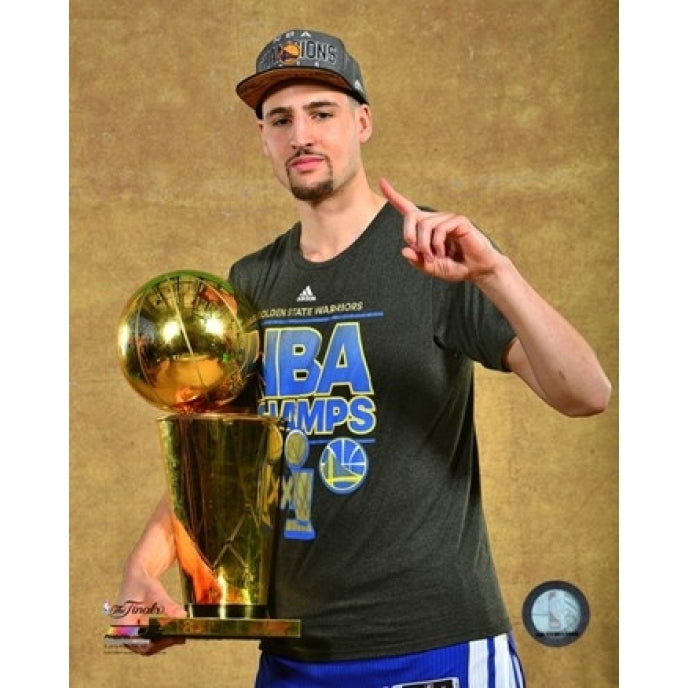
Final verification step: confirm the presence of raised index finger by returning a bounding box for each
[379,177,419,215]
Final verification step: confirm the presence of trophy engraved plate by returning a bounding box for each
[147,616,302,639]
[106,270,301,641]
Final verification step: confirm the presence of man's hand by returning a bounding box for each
[108,572,188,656]
[379,177,501,283]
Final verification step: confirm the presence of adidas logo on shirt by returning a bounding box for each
[296,285,317,302]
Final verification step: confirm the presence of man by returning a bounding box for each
[114,28,611,687]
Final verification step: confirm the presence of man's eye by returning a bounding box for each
[271,118,290,127]
[314,111,333,120]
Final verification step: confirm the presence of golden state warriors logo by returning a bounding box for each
[318,438,369,494]
[277,42,301,65]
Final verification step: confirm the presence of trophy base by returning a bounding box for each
[105,613,301,642]
[147,614,302,639]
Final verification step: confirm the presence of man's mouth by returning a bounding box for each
[288,153,325,173]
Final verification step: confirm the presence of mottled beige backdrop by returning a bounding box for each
[70,1,618,686]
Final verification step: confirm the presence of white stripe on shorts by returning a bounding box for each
[468,633,525,688]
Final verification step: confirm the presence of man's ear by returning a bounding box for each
[358,104,373,144]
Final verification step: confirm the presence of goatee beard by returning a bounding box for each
[286,151,334,203]
[290,177,335,202]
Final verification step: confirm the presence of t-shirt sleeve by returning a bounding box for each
[432,278,515,372]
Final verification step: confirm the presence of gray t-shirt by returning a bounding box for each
[229,202,516,661]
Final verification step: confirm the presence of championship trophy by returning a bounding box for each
[104,269,300,642]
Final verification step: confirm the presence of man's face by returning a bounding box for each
[258,82,372,203]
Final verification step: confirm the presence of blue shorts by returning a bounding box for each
[255,632,526,688]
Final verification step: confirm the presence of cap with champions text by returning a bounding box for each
[235,29,369,118]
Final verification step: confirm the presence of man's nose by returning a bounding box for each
[290,115,315,148]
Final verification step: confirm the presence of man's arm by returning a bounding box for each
[479,260,611,417]
[379,177,612,417]
[110,493,187,654]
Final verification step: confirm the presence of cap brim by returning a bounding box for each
[235,67,360,112]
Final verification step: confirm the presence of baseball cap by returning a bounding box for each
[235,29,369,117]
